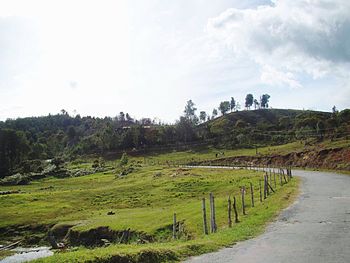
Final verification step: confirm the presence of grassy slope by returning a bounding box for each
[0,160,299,263]
[145,138,350,164]
[3,137,349,261]
[33,178,298,262]
[0,166,289,231]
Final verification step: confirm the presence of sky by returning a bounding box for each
[0,0,349,122]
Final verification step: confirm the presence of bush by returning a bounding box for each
[92,159,99,168]
[120,153,128,166]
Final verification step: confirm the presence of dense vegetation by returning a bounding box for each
[1,97,349,178]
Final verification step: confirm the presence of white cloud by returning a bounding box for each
[0,0,349,121]
[208,0,350,86]
[260,65,302,89]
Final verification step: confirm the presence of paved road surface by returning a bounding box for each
[184,170,350,263]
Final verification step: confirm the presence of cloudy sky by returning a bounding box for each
[0,0,349,122]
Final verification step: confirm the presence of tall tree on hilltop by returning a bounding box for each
[230,97,236,112]
[260,94,271,109]
[245,94,254,110]
[219,101,230,115]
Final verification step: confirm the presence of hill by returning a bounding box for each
[0,108,349,178]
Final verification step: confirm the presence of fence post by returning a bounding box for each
[212,194,217,232]
[202,198,208,235]
[264,175,267,199]
[228,196,232,228]
[259,179,262,202]
[241,186,246,215]
[173,213,177,239]
[279,171,283,186]
[209,193,214,233]
[282,169,288,183]
[209,193,217,233]
[249,182,254,207]
[273,170,276,189]
[233,196,239,223]
[266,173,270,196]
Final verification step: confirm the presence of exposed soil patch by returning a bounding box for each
[0,224,50,247]
[66,227,154,247]
[196,147,350,171]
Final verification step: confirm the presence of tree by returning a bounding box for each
[230,97,236,112]
[119,112,125,122]
[332,106,338,114]
[316,120,325,139]
[339,109,350,122]
[212,108,218,119]
[126,113,133,122]
[253,99,259,110]
[0,129,29,178]
[199,111,207,123]
[175,116,196,142]
[260,94,271,108]
[219,101,230,115]
[184,100,198,124]
[67,126,76,140]
[245,94,254,110]
[120,152,128,166]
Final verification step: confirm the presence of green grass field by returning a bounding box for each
[3,136,349,261]
[0,154,299,262]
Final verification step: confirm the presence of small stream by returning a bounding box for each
[0,247,53,263]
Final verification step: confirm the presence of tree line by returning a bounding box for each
[0,96,349,178]
[188,93,271,124]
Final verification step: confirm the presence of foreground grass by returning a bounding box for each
[0,166,299,262]
[33,176,299,262]
[0,147,301,262]
[1,167,268,229]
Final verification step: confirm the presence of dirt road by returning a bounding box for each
[184,170,350,263]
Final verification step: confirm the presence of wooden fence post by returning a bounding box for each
[282,169,288,183]
[249,182,254,207]
[228,197,232,228]
[241,186,246,215]
[259,179,262,202]
[266,173,270,196]
[264,175,267,199]
[209,193,214,233]
[173,213,177,239]
[233,196,239,223]
[202,198,208,235]
[273,170,276,189]
[209,193,217,233]
[279,171,283,186]
[212,194,217,232]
